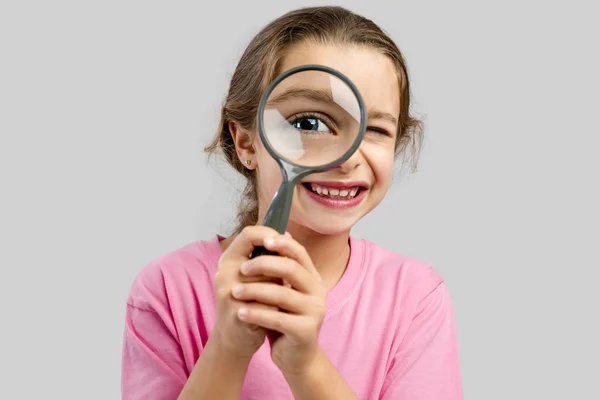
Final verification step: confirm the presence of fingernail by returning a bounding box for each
[232,285,244,297]
[237,307,248,320]
[241,262,251,274]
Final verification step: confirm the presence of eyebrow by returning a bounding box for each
[368,109,398,126]
[266,87,334,105]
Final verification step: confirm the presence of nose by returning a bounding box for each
[337,147,363,173]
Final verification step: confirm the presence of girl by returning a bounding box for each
[122,6,463,400]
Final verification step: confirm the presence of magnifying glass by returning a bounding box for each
[250,64,367,258]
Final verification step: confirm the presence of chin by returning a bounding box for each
[287,211,359,237]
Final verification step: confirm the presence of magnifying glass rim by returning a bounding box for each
[256,64,367,171]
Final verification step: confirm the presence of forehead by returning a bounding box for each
[277,42,400,120]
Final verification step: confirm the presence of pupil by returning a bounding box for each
[298,118,317,130]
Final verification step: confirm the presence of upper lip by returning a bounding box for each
[302,181,369,189]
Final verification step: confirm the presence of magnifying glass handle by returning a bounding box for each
[249,180,294,259]
[250,245,277,258]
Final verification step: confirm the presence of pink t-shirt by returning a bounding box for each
[122,235,463,399]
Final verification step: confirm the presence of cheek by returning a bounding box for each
[255,147,283,200]
[365,143,395,186]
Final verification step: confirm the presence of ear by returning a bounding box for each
[228,120,256,168]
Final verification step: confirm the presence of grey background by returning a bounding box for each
[1,1,598,399]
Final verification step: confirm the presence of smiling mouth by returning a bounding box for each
[301,182,367,200]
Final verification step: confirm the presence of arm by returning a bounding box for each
[380,282,463,399]
[177,330,252,400]
[122,304,251,400]
[282,348,359,400]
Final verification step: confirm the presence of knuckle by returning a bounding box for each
[282,259,295,275]
[263,226,278,235]
[311,320,322,334]
[305,313,322,331]
[212,272,221,286]
[312,298,327,317]
[240,226,253,239]
[216,286,230,301]
[277,261,294,280]
[272,290,284,305]
[246,322,262,333]
[214,268,226,282]
[274,314,285,331]
[318,287,327,298]
[216,257,226,271]
[213,267,233,287]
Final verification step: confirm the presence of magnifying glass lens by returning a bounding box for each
[262,70,362,167]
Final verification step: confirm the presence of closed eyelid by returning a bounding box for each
[366,125,393,137]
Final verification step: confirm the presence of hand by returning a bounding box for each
[211,225,283,358]
[231,233,327,376]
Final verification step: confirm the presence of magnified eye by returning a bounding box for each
[295,118,327,131]
[289,113,335,134]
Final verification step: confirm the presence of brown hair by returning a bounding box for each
[204,6,424,234]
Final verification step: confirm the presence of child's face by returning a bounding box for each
[253,42,400,236]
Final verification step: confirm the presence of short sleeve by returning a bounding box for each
[380,282,463,399]
[121,304,188,400]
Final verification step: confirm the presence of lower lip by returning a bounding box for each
[301,184,367,209]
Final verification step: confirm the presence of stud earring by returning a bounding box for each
[244,160,251,166]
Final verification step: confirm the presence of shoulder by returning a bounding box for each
[350,237,456,346]
[126,235,222,312]
[354,236,445,303]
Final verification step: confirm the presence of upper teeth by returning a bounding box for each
[309,183,359,198]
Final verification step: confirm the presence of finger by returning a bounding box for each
[262,235,321,281]
[242,300,279,312]
[227,225,280,262]
[232,300,278,332]
[238,273,284,285]
[232,282,306,314]
[237,305,308,342]
[227,281,280,313]
[241,255,314,293]
[230,292,280,312]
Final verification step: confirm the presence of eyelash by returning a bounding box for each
[287,114,391,138]
[288,112,337,132]
[367,127,392,137]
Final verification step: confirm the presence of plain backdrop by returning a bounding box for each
[1,1,598,399]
